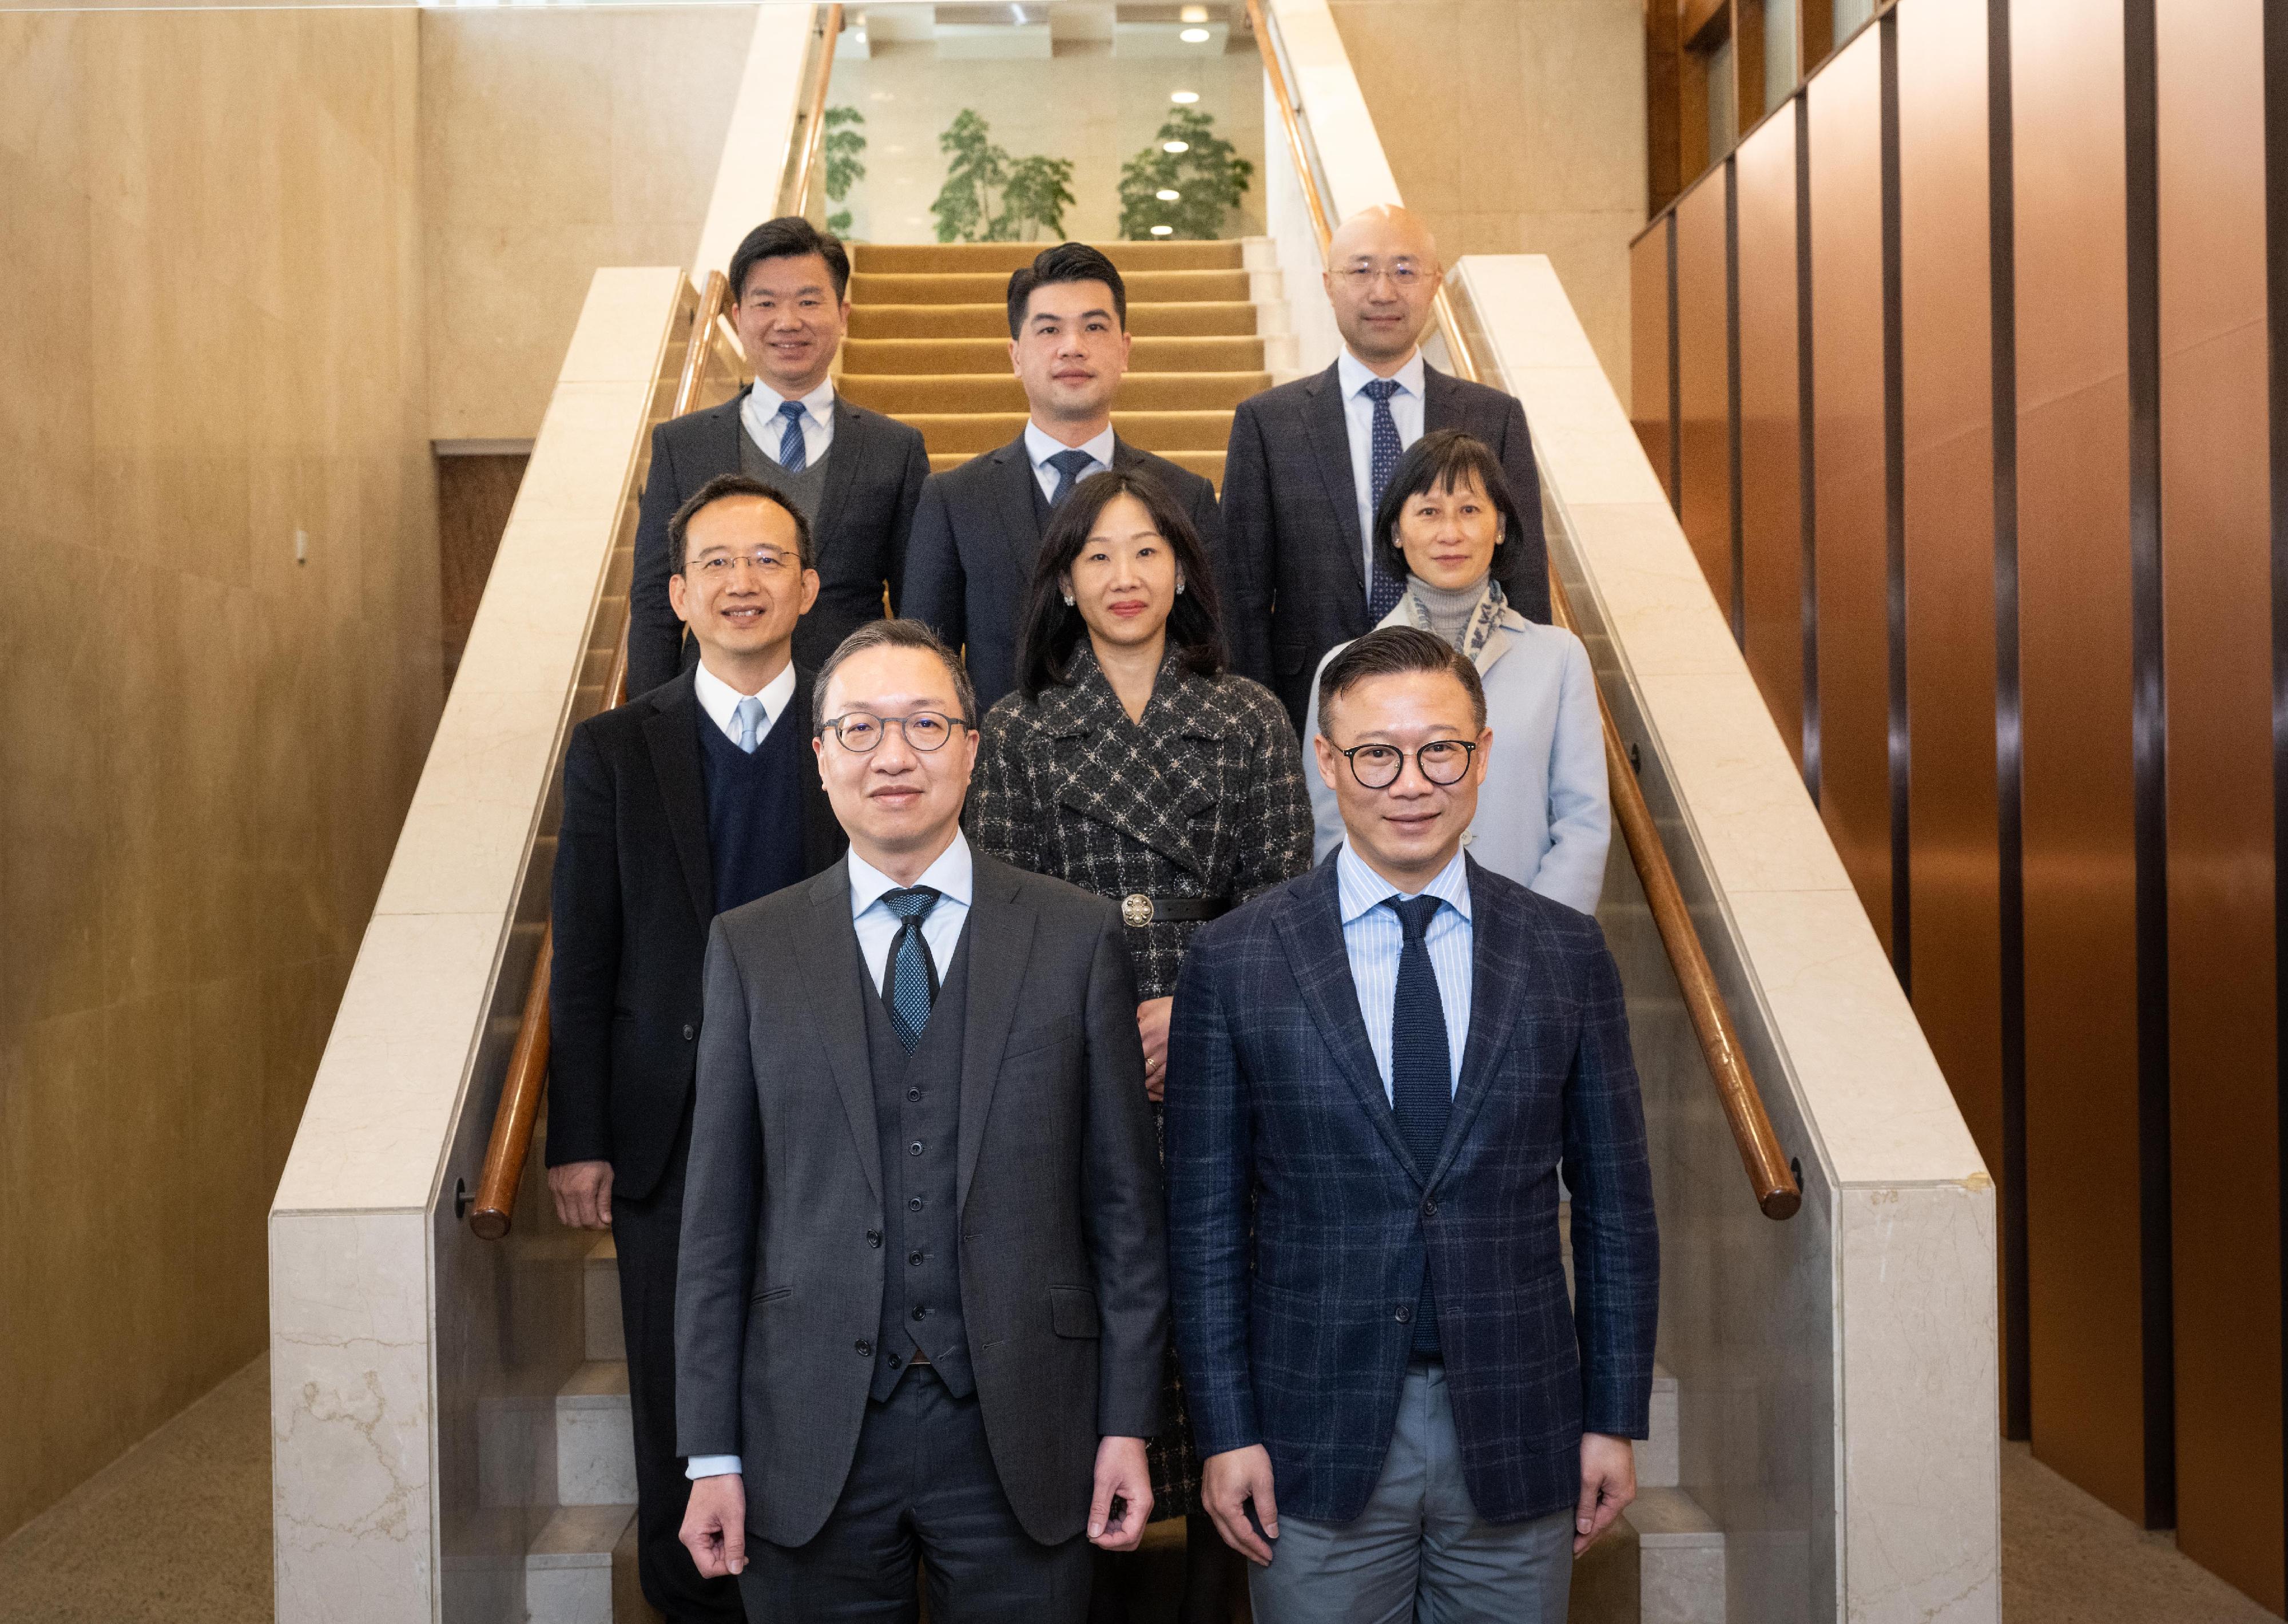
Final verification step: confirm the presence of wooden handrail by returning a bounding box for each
[469,271,732,1240]
[1248,0,1800,1220]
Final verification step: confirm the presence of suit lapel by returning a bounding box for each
[1301,365,1365,589]
[790,670,841,873]
[796,863,884,1203]
[702,389,746,472]
[639,674,715,927]
[1429,859,1529,1185]
[957,857,1038,1213]
[1420,363,1459,434]
[992,439,1046,578]
[1272,863,1424,1184]
[816,398,866,530]
[1039,660,1212,880]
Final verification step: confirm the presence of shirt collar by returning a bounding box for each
[1024,419,1116,473]
[756,376,836,425]
[1336,841,1472,927]
[848,829,975,920]
[692,658,799,736]
[1338,347,1426,403]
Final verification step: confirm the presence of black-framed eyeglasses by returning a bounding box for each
[817,711,962,752]
[1333,738,1478,789]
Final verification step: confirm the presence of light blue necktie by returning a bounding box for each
[777,399,808,474]
[733,695,766,754]
[1047,448,1095,508]
[1363,378,1407,620]
[880,887,943,1051]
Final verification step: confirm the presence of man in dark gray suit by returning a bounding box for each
[629,217,932,696]
[902,243,1223,713]
[1220,206,1552,735]
[674,618,1168,1622]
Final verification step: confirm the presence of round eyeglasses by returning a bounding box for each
[1333,738,1478,789]
[818,711,962,752]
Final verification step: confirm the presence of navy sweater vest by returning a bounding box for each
[696,702,808,918]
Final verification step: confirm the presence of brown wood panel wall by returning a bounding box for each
[1806,29,1892,947]
[1894,0,2007,1419]
[1734,107,1805,770]
[2010,0,2147,1526]
[1677,174,1736,616]
[1632,221,1678,503]
[2156,0,2282,1601]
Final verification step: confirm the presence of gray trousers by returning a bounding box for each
[1249,1361,1575,1624]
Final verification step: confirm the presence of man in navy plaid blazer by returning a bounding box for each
[1166,626,1658,1622]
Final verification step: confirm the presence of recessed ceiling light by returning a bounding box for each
[1170,89,1200,104]
[1156,188,1182,201]
[1179,26,1211,43]
[1164,140,1190,153]
[1180,3,1208,19]
[1151,225,1175,236]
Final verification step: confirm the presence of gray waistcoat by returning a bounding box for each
[738,421,832,526]
[863,928,973,1401]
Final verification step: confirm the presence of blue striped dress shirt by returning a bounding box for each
[1336,843,1473,1100]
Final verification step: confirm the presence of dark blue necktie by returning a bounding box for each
[1047,448,1095,508]
[880,887,942,1051]
[1363,378,1408,621]
[1385,893,1450,1356]
[777,399,808,474]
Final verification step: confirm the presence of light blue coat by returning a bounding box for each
[1304,595,1612,915]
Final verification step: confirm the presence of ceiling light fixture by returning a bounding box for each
[1179,26,1211,42]
[1170,89,1200,104]
[1164,140,1190,153]
[1156,188,1182,201]
[1151,225,1175,236]
[1180,3,1208,19]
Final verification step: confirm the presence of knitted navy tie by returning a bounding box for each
[1047,448,1095,509]
[880,887,942,1051]
[1362,378,1408,621]
[1385,892,1450,1356]
[776,399,808,474]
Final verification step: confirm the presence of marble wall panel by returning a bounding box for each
[0,5,441,1544]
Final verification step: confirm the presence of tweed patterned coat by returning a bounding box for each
[968,644,1312,1515]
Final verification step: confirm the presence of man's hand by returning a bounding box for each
[1089,1436,1154,1550]
[548,1160,614,1230]
[681,1473,748,1577]
[1200,1444,1279,1566]
[1136,998,1174,1103]
[1575,1432,1636,1554]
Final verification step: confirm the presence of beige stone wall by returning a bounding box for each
[420,5,758,442]
[0,6,440,1541]
[1326,0,1646,406]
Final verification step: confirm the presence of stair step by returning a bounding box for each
[849,268,1251,305]
[586,1237,622,1364]
[557,1360,637,1507]
[1628,1487,1727,1624]
[1568,1509,1642,1622]
[925,449,1226,487]
[838,371,1271,415]
[842,335,1265,375]
[904,409,1234,456]
[526,1503,637,1624]
[849,301,1257,340]
[852,240,1245,273]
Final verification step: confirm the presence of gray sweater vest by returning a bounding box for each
[738,421,832,527]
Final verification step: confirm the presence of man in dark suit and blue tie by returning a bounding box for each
[901,242,1223,713]
[1218,206,1552,736]
[1166,626,1658,1622]
[547,472,847,1622]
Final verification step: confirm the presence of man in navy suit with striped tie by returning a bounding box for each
[1166,626,1658,1622]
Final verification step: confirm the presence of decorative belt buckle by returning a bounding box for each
[1121,893,1155,928]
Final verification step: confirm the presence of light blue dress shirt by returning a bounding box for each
[690,660,798,750]
[1336,842,1473,1101]
[685,830,975,1483]
[1337,347,1427,569]
[739,378,836,470]
[1023,420,1115,504]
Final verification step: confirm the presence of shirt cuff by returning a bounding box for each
[685,1455,742,1480]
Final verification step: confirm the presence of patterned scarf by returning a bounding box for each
[1403,577,1508,669]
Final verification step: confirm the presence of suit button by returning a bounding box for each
[912,1305,927,1321]
[855,1339,872,1356]
[909,1141,924,1157]
[1421,1199,1437,1218]
[1395,1305,1413,1324]
[682,1024,696,1041]
[908,1197,924,1211]
[887,1353,901,1369]
[909,1251,924,1266]
[907,1087,922,1102]
[867,1230,882,1248]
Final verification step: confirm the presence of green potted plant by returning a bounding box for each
[822,106,867,235]
[932,110,1076,243]
[1119,108,1253,240]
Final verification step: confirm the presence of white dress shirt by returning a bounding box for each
[1023,420,1116,504]
[690,660,799,749]
[687,828,978,1483]
[740,378,837,470]
[1336,841,1473,1100]
[1337,347,1428,577]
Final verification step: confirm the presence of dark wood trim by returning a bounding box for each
[1801,0,1836,78]
[1684,0,1731,49]
[1989,0,2029,1447]
[1880,9,1910,991]
[1650,0,1685,216]
[2268,0,2288,1564]
[2122,0,2175,1534]
[1669,212,1686,514]
[1727,156,1748,646]
[1797,90,1822,803]
[1736,0,1770,128]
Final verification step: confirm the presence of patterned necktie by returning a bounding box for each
[1362,378,1408,621]
[1384,892,1450,1355]
[733,694,766,754]
[777,399,808,474]
[1047,448,1096,509]
[880,887,943,1051]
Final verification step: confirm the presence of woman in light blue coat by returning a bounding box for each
[1304,428,1611,913]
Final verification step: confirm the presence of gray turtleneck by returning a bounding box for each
[1410,574,1492,649]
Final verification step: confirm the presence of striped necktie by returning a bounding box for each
[880,887,943,1051]
[776,398,808,474]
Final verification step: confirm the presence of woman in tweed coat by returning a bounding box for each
[968,467,1310,1623]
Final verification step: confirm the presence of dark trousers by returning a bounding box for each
[615,1111,746,1623]
[737,1365,1094,1623]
